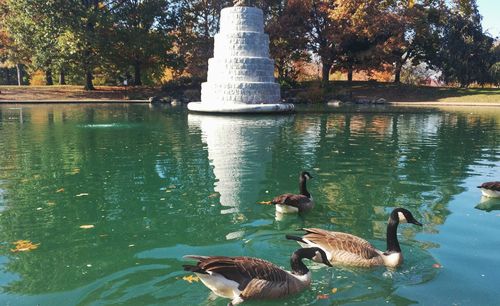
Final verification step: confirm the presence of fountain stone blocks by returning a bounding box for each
[188,6,294,113]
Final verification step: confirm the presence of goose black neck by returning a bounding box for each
[299,176,310,198]
[290,249,310,275]
[386,217,401,253]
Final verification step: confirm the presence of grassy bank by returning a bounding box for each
[0,85,161,101]
[1,82,499,103]
[319,81,500,103]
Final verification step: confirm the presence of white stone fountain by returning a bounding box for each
[187,2,294,113]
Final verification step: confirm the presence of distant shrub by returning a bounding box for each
[162,76,203,90]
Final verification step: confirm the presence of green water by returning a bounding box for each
[0,104,499,306]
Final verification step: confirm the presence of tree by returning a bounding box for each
[303,0,336,85]
[329,0,400,82]
[384,1,444,84]
[174,0,231,78]
[265,0,309,83]
[434,0,495,87]
[103,0,176,86]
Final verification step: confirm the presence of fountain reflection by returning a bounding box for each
[188,114,293,213]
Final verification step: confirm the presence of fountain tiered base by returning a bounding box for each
[187,6,293,113]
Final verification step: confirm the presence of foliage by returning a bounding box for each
[265,0,310,83]
[431,0,495,87]
[0,0,498,88]
[102,0,177,86]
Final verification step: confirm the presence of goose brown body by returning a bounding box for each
[183,248,331,305]
[271,171,314,213]
[287,208,423,268]
[297,228,385,268]
[184,256,307,300]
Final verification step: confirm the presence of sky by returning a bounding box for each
[477,0,500,38]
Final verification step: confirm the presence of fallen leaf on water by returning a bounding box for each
[331,288,338,294]
[76,193,89,197]
[79,225,95,229]
[72,168,80,174]
[183,275,200,283]
[11,240,40,252]
[317,294,329,300]
[47,201,56,206]
[56,188,65,193]
[257,201,273,205]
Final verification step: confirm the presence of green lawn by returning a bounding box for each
[325,81,500,103]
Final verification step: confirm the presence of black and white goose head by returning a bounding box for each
[383,208,422,267]
[290,247,332,275]
[391,207,423,226]
[299,171,313,199]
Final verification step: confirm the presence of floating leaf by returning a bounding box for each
[331,288,338,294]
[11,240,40,252]
[257,201,272,205]
[79,225,95,229]
[72,168,80,175]
[47,201,56,206]
[183,275,200,283]
[56,188,65,193]
[76,193,89,197]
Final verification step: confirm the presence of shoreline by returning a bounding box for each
[1,100,500,107]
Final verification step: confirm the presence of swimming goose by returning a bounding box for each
[477,181,500,198]
[271,171,314,214]
[286,208,422,268]
[182,247,331,305]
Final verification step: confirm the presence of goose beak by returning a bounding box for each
[412,219,423,226]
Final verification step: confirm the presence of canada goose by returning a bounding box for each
[477,181,500,198]
[270,171,314,214]
[182,247,331,305]
[286,208,422,268]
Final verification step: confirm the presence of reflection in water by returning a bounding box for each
[188,114,293,214]
[475,196,500,212]
[0,105,499,305]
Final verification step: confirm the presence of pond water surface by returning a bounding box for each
[0,104,499,306]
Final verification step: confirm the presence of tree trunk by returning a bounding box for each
[6,68,12,84]
[16,64,22,86]
[59,70,66,85]
[321,61,332,87]
[394,62,402,84]
[134,60,142,86]
[46,69,54,85]
[84,70,95,90]
[347,66,353,82]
